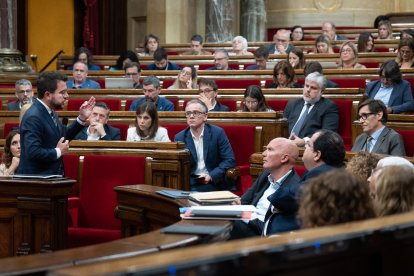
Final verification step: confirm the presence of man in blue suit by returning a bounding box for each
[129,76,174,112]
[264,129,345,235]
[74,102,120,141]
[174,99,236,192]
[19,71,95,175]
[229,137,300,240]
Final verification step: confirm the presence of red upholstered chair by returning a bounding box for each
[162,124,187,141]
[162,79,175,88]
[330,78,366,89]
[125,99,135,111]
[109,123,130,140]
[395,129,414,157]
[0,99,2,110]
[63,154,80,197]
[3,123,19,138]
[332,99,353,150]
[182,99,237,111]
[360,62,380,68]
[218,125,256,195]
[294,165,307,178]
[215,79,261,89]
[68,155,146,248]
[267,99,289,112]
[67,99,121,111]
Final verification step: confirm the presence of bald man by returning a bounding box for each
[268,29,293,54]
[229,137,300,240]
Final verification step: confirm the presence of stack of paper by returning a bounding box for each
[181,205,257,220]
[189,191,239,205]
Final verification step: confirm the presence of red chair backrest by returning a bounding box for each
[215,79,261,89]
[218,125,255,166]
[332,99,353,149]
[3,123,19,138]
[162,124,187,141]
[267,99,289,111]
[396,129,414,156]
[162,79,175,88]
[109,123,129,140]
[329,78,366,89]
[78,155,146,230]
[67,99,121,111]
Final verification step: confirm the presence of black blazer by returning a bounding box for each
[74,125,121,141]
[284,97,339,138]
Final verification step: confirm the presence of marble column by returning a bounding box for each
[240,0,266,42]
[0,0,17,49]
[205,0,236,42]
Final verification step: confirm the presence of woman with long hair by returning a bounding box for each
[337,41,366,69]
[127,102,170,142]
[0,130,20,176]
[241,85,274,112]
[268,60,301,88]
[168,65,198,89]
[357,32,375,53]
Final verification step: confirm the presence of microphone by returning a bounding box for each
[62,117,68,142]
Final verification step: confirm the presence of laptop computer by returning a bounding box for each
[105,78,134,89]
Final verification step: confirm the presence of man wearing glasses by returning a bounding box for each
[197,78,229,111]
[174,99,235,192]
[8,79,34,110]
[206,49,233,70]
[352,98,405,156]
[124,62,142,89]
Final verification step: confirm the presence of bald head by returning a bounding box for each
[262,138,299,177]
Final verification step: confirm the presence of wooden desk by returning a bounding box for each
[0,177,75,257]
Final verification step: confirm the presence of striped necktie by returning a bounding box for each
[291,103,311,136]
[365,136,373,152]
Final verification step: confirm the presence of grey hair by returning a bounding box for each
[214,48,229,58]
[232,36,248,52]
[15,79,32,90]
[186,99,208,113]
[305,72,327,91]
[142,75,161,88]
[377,157,414,169]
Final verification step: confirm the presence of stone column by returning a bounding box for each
[205,0,236,42]
[240,0,266,42]
[0,0,17,48]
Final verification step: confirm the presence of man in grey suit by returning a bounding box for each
[7,79,33,111]
[284,72,339,147]
[352,99,405,156]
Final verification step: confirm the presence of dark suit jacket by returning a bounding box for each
[265,164,336,234]
[74,125,121,141]
[335,35,348,40]
[147,62,181,71]
[366,80,414,114]
[7,100,20,111]
[174,123,235,191]
[211,101,229,112]
[351,126,406,156]
[267,43,293,54]
[230,169,300,239]
[284,97,339,138]
[19,99,84,175]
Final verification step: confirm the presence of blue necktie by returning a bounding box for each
[291,103,310,136]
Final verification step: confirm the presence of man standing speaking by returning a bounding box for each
[19,71,95,175]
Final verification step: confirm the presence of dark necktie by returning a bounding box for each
[365,136,373,152]
[291,103,311,136]
[51,111,58,127]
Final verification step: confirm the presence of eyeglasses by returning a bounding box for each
[180,70,191,76]
[214,57,227,62]
[126,73,138,76]
[358,112,376,120]
[185,111,206,117]
[17,89,32,94]
[199,89,214,94]
[341,48,353,53]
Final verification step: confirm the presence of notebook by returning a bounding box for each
[105,77,134,89]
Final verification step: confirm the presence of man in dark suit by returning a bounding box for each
[198,78,229,111]
[322,21,347,40]
[229,137,300,240]
[352,99,405,156]
[267,29,294,55]
[147,47,181,71]
[365,60,414,114]
[19,71,95,175]
[7,79,33,111]
[206,49,234,70]
[246,46,269,70]
[284,72,339,147]
[264,129,345,235]
[74,102,120,141]
[174,99,235,192]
